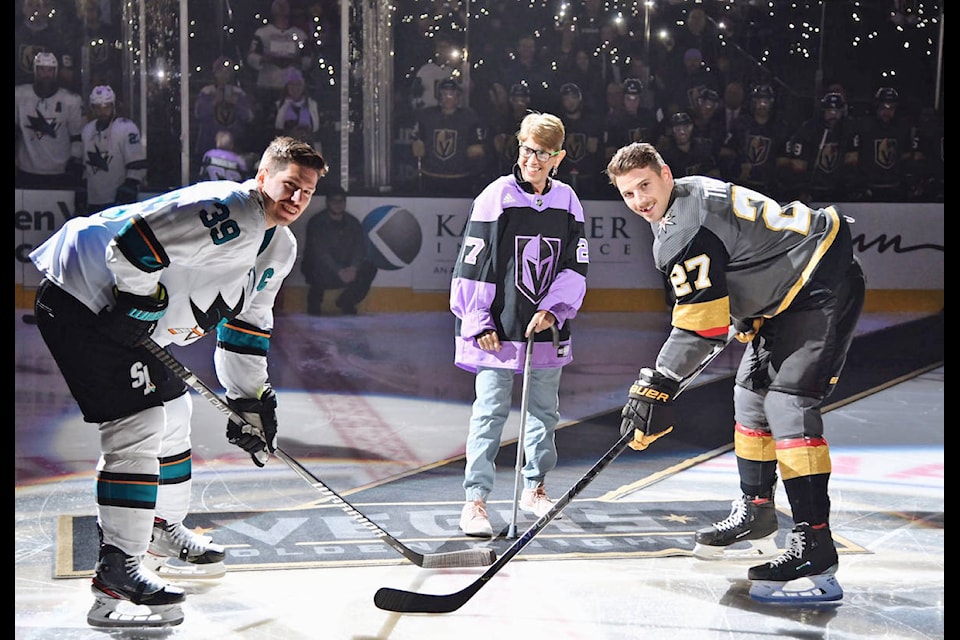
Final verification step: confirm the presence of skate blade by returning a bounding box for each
[749,575,844,605]
[143,554,226,580]
[692,536,779,561]
[87,597,184,628]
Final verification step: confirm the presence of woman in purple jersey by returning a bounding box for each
[450,112,589,537]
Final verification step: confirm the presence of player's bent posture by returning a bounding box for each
[606,142,864,604]
[30,136,327,627]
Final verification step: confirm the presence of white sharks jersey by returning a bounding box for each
[81,116,147,205]
[15,83,84,174]
[30,179,296,395]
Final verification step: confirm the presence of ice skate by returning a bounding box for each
[87,544,185,628]
[692,494,779,560]
[144,517,227,579]
[748,522,843,604]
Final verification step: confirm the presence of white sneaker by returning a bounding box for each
[459,500,494,537]
[520,486,561,519]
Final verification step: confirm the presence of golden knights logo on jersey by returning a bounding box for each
[432,128,458,161]
[565,132,587,162]
[874,137,898,170]
[746,134,772,165]
[515,234,560,305]
[816,142,840,174]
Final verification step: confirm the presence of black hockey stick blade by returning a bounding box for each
[274,447,496,569]
[142,339,495,570]
[374,337,733,613]
[375,433,634,613]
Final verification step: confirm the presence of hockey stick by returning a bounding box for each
[374,336,734,613]
[142,339,496,569]
[508,324,560,538]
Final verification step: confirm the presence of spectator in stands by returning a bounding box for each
[274,67,322,152]
[847,87,915,202]
[674,7,717,67]
[75,0,122,91]
[721,84,793,198]
[719,81,745,141]
[490,83,532,176]
[666,48,719,116]
[557,48,606,116]
[554,82,604,198]
[500,34,556,113]
[603,78,659,165]
[782,92,857,204]
[300,185,378,316]
[198,130,250,183]
[658,111,720,179]
[620,55,662,116]
[15,51,84,190]
[80,85,147,215]
[16,0,80,92]
[245,0,311,145]
[409,36,459,112]
[690,87,727,161]
[411,79,487,195]
[193,55,255,171]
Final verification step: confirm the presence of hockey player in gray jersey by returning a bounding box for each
[606,142,864,604]
[30,136,327,627]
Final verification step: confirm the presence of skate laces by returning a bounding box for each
[714,496,749,531]
[106,552,167,594]
[155,519,208,554]
[768,528,806,567]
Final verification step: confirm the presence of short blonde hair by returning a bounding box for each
[517,112,565,152]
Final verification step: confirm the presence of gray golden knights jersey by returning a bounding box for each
[653,175,845,381]
[30,179,295,398]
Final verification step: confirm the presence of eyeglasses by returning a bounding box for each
[518,144,561,162]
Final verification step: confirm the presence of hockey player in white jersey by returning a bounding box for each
[15,51,85,189]
[80,85,148,214]
[607,142,864,605]
[30,136,327,627]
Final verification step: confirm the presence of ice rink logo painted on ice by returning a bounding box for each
[362,205,423,270]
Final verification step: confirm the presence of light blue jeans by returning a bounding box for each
[463,366,562,501]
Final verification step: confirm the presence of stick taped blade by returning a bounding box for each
[419,548,496,569]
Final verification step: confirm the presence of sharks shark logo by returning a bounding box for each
[27,106,59,140]
[189,290,245,335]
[86,144,111,173]
[515,234,560,305]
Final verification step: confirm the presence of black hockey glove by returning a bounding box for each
[98,284,168,347]
[66,156,85,184]
[620,367,680,451]
[226,387,279,467]
[115,178,140,205]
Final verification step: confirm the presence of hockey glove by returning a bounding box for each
[620,367,679,451]
[98,284,168,347]
[115,178,140,205]
[226,387,279,467]
[66,156,85,184]
[734,317,764,343]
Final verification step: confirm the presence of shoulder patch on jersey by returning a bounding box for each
[657,211,676,234]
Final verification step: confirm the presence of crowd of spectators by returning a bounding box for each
[15,0,944,204]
